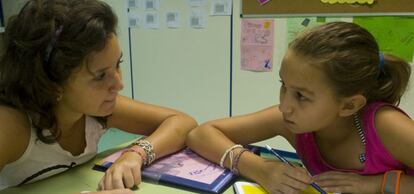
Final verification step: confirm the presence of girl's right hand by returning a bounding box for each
[258,160,312,194]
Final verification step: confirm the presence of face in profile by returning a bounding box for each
[58,33,124,117]
[279,49,343,133]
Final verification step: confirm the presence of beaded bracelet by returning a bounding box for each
[230,148,249,175]
[220,144,243,168]
[130,139,155,166]
[122,146,148,166]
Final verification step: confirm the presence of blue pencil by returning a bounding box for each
[265,145,327,194]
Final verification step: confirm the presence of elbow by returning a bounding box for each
[174,112,198,136]
[186,122,212,149]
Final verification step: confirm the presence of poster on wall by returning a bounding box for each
[240,19,274,72]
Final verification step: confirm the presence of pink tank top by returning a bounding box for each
[296,102,414,176]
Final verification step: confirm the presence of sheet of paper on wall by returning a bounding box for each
[286,17,351,48]
[189,11,207,29]
[144,12,160,29]
[166,11,181,28]
[128,0,141,9]
[128,12,142,28]
[187,0,207,7]
[240,19,274,72]
[353,17,414,63]
[144,0,160,11]
[320,0,375,4]
[211,0,232,16]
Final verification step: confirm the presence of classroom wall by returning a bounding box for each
[129,0,231,124]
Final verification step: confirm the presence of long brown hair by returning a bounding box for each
[0,0,117,143]
[290,22,411,105]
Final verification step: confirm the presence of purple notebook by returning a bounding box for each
[93,148,236,194]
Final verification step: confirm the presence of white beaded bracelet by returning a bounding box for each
[219,144,243,168]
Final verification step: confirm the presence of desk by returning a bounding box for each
[0,147,235,194]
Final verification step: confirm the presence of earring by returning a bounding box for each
[56,94,62,102]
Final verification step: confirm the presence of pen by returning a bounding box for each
[265,145,327,194]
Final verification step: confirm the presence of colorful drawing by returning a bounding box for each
[240,19,274,72]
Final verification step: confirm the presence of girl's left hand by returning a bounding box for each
[313,171,382,194]
[98,151,144,190]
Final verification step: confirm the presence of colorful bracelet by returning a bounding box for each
[381,170,403,194]
[122,146,147,166]
[220,144,243,168]
[130,139,155,166]
[230,148,249,175]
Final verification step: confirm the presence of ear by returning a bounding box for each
[338,94,366,117]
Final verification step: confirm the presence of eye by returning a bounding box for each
[116,60,124,69]
[296,92,307,101]
[94,72,106,81]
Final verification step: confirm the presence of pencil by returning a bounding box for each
[265,145,327,194]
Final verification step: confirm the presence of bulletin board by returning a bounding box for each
[241,0,414,17]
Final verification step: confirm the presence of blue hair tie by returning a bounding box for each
[379,52,385,71]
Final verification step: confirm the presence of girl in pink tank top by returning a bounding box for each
[187,22,414,194]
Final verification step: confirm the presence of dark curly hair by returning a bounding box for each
[289,22,411,105]
[0,0,118,143]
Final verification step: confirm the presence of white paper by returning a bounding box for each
[211,0,232,16]
[128,0,141,9]
[189,11,207,29]
[128,12,142,28]
[144,0,160,10]
[166,11,180,28]
[187,0,207,7]
[144,12,160,29]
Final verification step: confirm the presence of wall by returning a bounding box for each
[129,0,231,123]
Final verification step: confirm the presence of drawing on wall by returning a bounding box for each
[240,19,274,72]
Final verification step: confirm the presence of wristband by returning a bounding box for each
[230,148,249,175]
[381,170,403,194]
[122,146,147,166]
[130,139,155,166]
[220,144,243,168]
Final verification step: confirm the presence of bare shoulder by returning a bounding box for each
[375,106,414,167]
[0,105,31,169]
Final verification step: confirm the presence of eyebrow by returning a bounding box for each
[279,72,315,96]
[291,86,315,96]
[93,52,123,74]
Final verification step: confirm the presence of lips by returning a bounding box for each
[104,96,117,102]
[104,99,115,102]
[283,118,295,124]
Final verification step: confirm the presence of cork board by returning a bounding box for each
[241,0,414,17]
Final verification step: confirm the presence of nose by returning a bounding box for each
[110,71,124,92]
[279,93,293,114]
